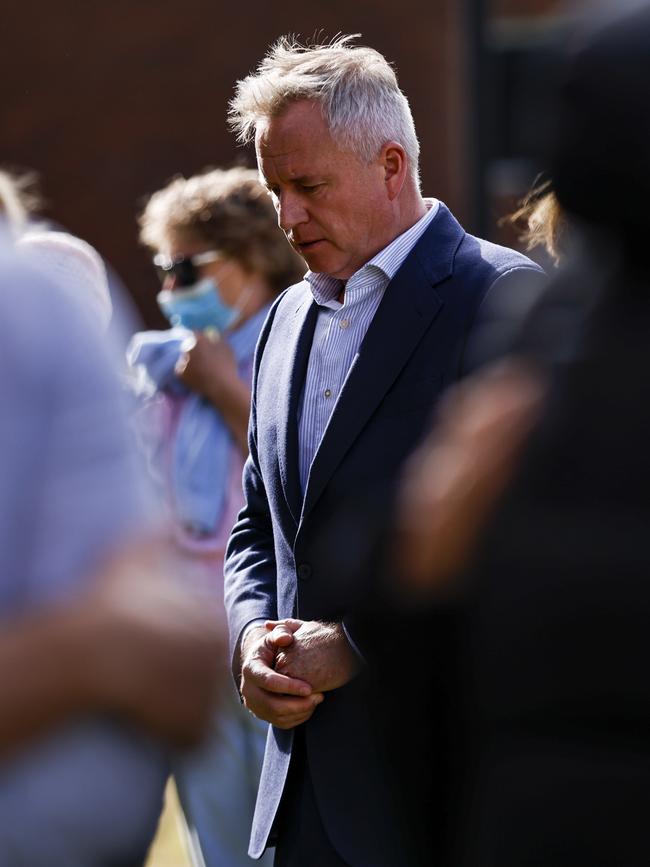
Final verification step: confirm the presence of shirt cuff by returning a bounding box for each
[233,619,269,702]
[240,618,268,646]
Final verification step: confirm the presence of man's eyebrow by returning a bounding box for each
[261,175,323,191]
[293,175,325,185]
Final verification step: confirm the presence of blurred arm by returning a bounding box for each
[0,543,226,759]
[175,333,251,454]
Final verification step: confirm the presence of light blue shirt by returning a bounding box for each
[298,199,439,490]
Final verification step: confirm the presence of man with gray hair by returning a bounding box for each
[225,35,545,866]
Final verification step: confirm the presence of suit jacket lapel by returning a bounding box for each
[276,291,318,526]
[300,204,464,522]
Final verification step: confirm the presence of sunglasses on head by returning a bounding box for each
[153,250,220,287]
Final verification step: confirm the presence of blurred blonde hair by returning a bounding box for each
[139,166,303,294]
[0,169,42,238]
[504,182,566,266]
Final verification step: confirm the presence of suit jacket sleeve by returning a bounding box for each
[223,301,280,677]
[462,265,548,374]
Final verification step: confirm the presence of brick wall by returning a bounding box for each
[2,0,467,325]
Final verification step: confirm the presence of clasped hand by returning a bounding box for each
[239,619,361,729]
[175,332,238,400]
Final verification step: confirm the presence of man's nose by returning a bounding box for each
[277,191,308,233]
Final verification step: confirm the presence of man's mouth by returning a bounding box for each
[295,239,324,251]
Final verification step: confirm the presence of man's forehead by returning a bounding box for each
[255,101,329,152]
[256,146,301,185]
[255,104,340,184]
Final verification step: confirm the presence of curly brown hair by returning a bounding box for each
[138,166,304,294]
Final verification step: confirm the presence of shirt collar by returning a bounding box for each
[305,198,439,305]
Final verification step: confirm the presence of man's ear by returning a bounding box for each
[381,142,408,200]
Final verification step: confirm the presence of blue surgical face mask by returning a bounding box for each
[157,278,238,333]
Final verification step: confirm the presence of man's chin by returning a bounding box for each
[302,256,332,275]
[301,251,349,279]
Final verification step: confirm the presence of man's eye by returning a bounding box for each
[300,183,322,193]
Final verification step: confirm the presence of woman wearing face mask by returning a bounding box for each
[127,167,303,867]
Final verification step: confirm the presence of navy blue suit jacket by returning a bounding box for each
[224,204,545,864]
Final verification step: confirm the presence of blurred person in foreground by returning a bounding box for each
[223,34,546,866]
[17,229,114,330]
[386,4,650,864]
[0,227,224,866]
[128,166,302,867]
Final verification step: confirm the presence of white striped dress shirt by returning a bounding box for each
[297,198,440,492]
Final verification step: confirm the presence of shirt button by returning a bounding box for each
[324,388,332,398]
[340,319,350,329]
[297,563,312,581]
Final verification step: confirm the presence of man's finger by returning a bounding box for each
[264,619,303,648]
[243,687,324,725]
[261,690,323,718]
[271,693,324,728]
[274,711,317,730]
[247,657,312,696]
[265,618,303,632]
[264,624,297,650]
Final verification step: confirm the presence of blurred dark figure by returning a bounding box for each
[0,231,224,866]
[394,4,650,865]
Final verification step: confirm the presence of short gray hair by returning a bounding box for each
[229,35,421,187]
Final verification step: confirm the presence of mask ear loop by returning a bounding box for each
[201,279,256,342]
[231,282,256,320]
[210,280,256,340]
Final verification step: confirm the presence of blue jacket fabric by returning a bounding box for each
[224,204,545,865]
